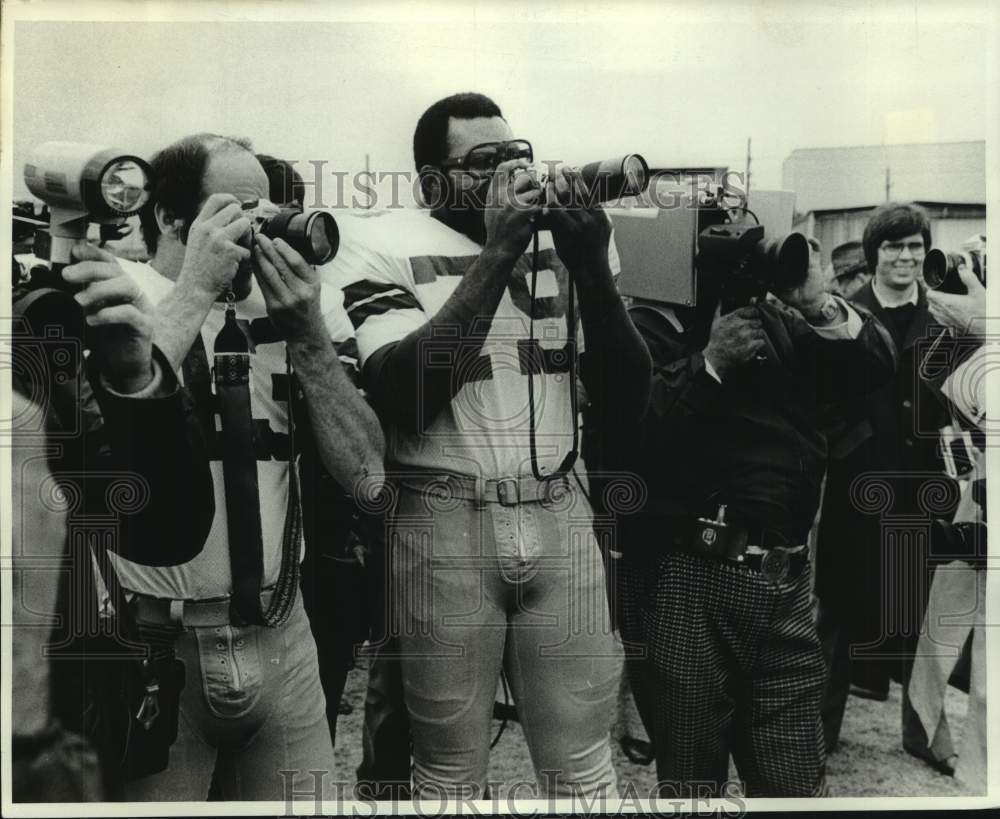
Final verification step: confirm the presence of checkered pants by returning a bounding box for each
[617,549,828,797]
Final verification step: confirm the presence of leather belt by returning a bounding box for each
[131,588,276,629]
[663,523,809,584]
[396,471,572,509]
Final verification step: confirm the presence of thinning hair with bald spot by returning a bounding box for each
[138,133,254,255]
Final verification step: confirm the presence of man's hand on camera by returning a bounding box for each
[484,158,542,260]
[927,264,987,337]
[544,166,613,280]
[63,243,156,394]
[177,193,252,299]
[702,305,767,380]
[252,234,325,344]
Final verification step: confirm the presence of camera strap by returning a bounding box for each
[526,227,579,481]
[213,298,300,628]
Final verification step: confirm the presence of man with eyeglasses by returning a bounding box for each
[321,92,650,799]
[815,202,959,765]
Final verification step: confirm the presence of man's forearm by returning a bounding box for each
[154,278,219,372]
[363,245,519,431]
[289,332,386,497]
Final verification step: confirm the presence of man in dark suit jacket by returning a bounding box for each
[816,202,959,765]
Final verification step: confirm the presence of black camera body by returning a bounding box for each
[13,208,87,344]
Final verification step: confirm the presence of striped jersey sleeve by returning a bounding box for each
[318,214,427,368]
[318,282,362,385]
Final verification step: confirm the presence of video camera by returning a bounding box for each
[922,237,987,294]
[613,183,810,313]
[696,207,810,314]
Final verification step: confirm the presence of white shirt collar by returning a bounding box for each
[872,280,919,308]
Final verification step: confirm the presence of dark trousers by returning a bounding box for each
[619,550,828,797]
[355,506,412,800]
[355,639,412,800]
[816,601,893,753]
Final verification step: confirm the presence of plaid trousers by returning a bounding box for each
[617,549,828,797]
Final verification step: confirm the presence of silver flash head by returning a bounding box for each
[24,142,152,218]
[22,142,153,269]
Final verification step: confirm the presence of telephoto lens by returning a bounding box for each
[257,210,339,266]
[923,248,983,295]
[578,154,650,203]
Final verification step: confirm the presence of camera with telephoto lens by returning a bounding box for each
[922,242,986,295]
[242,200,340,266]
[523,154,651,225]
[14,142,153,338]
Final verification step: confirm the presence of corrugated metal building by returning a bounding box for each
[782,141,986,267]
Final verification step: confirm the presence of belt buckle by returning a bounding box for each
[497,477,520,507]
[760,549,790,583]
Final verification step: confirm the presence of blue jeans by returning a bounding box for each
[123,595,335,802]
[389,477,622,798]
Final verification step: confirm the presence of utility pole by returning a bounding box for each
[365,153,372,209]
[885,166,891,201]
[745,137,752,200]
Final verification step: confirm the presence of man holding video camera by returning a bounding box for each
[81,133,385,801]
[613,213,897,796]
[322,92,651,798]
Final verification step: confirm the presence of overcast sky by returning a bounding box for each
[9,1,994,205]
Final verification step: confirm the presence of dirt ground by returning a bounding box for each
[331,658,977,799]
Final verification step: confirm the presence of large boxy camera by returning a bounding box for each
[611,180,807,311]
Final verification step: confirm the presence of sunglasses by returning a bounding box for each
[437,139,534,175]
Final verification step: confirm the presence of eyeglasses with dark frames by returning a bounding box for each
[879,240,926,259]
[436,139,534,175]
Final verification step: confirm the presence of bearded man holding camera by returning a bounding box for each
[322,92,651,799]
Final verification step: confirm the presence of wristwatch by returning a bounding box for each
[807,294,842,325]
